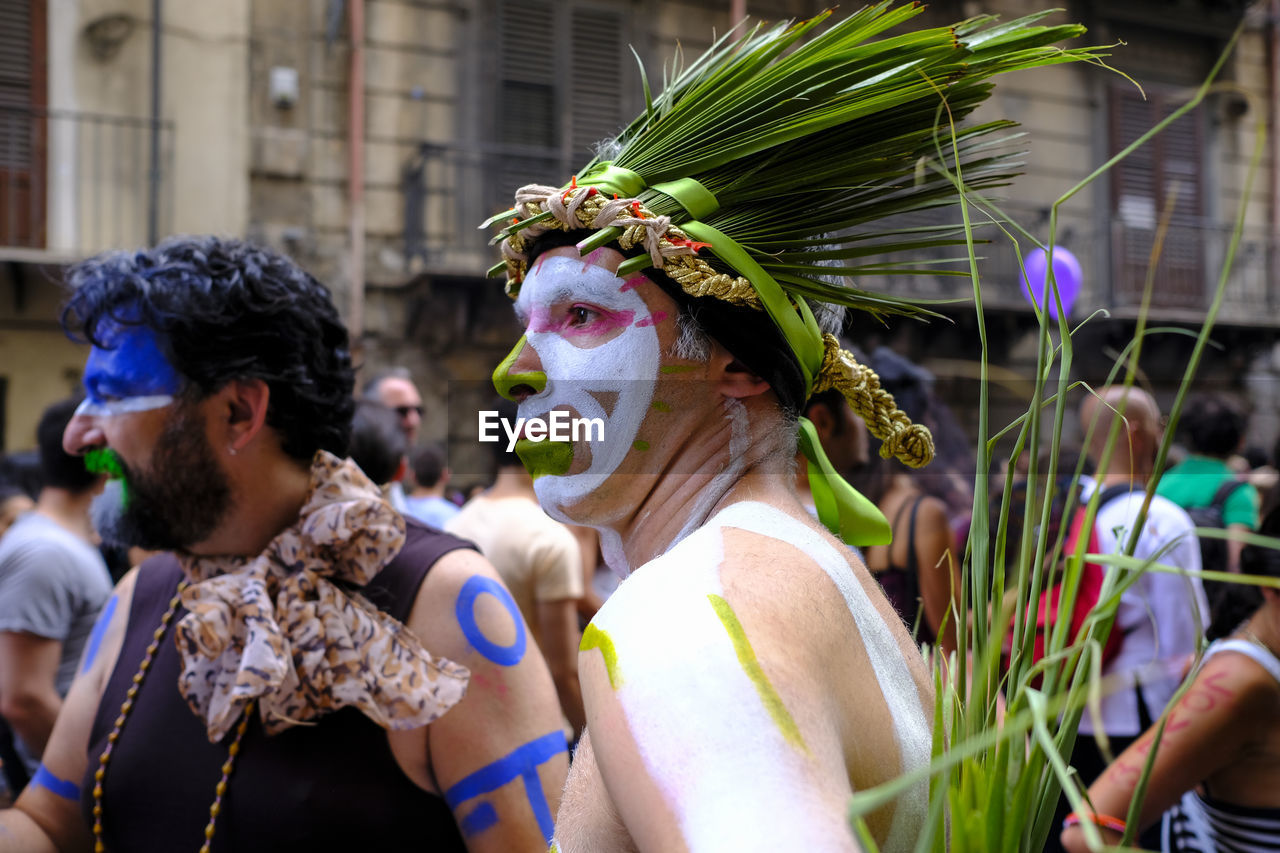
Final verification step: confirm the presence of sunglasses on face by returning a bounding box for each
[395,405,425,418]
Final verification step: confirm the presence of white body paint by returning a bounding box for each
[515,257,660,538]
[75,394,174,417]
[588,501,931,852]
[671,397,751,548]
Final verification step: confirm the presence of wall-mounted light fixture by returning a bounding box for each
[269,66,300,110]
[83,12,135,61]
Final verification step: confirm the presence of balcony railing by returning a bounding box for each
[401,143,1279,326]
[0,106,173,258]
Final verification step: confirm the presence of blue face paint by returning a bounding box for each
[455,575,527,666]
[81,594,118,674]
[32,764,81,801]
[458,802,499,837]
[80,323,182,416]
[444,730,567,843]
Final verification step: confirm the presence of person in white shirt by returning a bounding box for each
[1048,386,1208,852]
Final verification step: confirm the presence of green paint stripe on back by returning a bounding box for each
[707,593,809,754]
[580,623,622,690]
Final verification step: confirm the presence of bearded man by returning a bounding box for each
[0,237,566,852]
[484,7,1103,851]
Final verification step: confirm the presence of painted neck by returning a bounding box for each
[602,400,796,574]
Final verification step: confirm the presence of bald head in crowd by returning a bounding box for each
[364,368,423,447]
[1081,386,1163,482]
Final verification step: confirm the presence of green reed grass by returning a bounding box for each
[848,16,1277,852]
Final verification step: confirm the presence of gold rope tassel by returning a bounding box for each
[812,334,934,469]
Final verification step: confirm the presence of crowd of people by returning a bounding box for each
[0,7,1278,851]
[0,235,1275,850]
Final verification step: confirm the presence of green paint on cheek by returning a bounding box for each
[632,440,650,451]
[84,448,129,505]
[707,593,809,755]
[650,401,671,412]
[514,439,573,480]
[659,364,699,375]
[580,623,622,690]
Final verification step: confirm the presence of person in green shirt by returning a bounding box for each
[1156,393,1260,573]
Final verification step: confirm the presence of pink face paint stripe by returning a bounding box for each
[619,275,648,292]
[531,254,549,275]
[634,311,668,328]
[529,308,635,337]
[580,248,608,272]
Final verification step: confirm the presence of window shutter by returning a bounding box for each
[568,6,626,162]
[0,0,42,247]
[0,0,32,167]
[1109,84,1204,309]
[0,0,31,109]
[492,0,560,210]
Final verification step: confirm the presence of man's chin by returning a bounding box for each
[90,480,175,552]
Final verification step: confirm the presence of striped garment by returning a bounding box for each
[1159,638,1280,852]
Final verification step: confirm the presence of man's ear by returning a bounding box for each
[806,401,834,438]
[709,341,771,400]
[223,379,271,453]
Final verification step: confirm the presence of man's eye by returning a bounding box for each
[568,305,598,326]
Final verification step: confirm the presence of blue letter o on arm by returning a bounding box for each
[455,575,527,666]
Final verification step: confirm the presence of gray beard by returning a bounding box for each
[89,479,141,551]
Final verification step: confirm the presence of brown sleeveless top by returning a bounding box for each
[81,518,474,852]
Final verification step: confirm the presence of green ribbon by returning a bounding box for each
[678,221,823,394]
[798,418,892,547]
[677,222,888,548]
[575,162,646,198]
[648,178,720,221]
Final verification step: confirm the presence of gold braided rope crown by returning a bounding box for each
[500,183,934,468]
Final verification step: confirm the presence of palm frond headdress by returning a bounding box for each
[486,3,1105,546]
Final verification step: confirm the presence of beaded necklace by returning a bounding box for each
[91,579,254,853]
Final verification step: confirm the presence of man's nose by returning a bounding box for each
[492,335,547,402]
[63,410,105,456]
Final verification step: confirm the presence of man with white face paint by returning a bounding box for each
[486,7,1101,851]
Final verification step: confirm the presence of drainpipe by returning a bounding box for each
[148,0,162,245]
[1270,0,1279,310]
[348,0,366,354]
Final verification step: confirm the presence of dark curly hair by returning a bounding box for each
[60,236,355,462]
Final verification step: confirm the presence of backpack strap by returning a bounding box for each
[1095,483,1138,509]
[905,495,925,575]
[1209,478,1246,510]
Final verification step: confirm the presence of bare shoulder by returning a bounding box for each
[401,544,569,851]
[1193,646,1280,722]
[406,547,504,657]
[575,504,930,850]
[81,566,141,695]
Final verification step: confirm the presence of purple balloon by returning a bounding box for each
[1021,247,1082,321]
